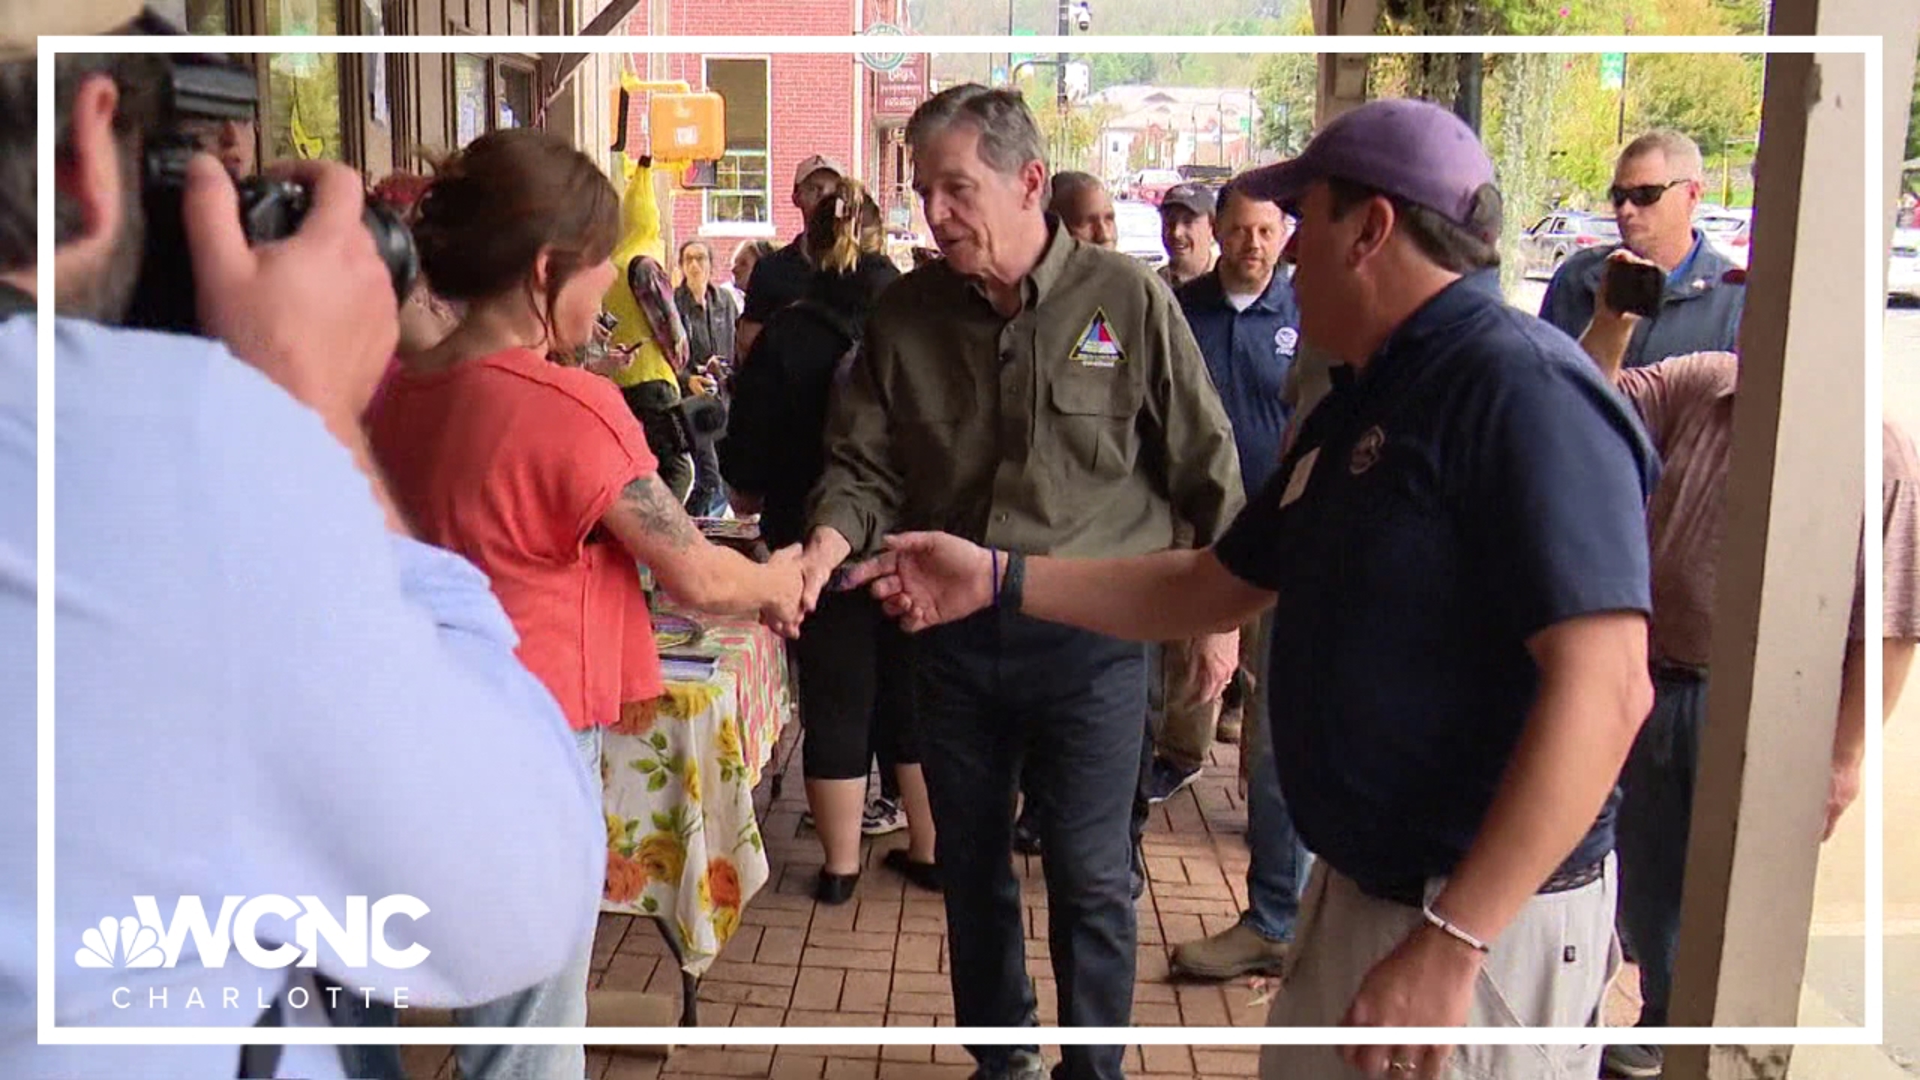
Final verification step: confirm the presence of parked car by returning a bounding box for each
[1891,226,1920,302]
[1113,198,1169,270]
[1713,218,1752,271]
[1520,212,1621,279]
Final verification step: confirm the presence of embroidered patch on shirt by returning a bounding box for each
[1275,326,1299,357]
[1069,308,1125,368]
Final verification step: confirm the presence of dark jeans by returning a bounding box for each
[1615,666,1708,1028]
[688,435,727,517]
[918,609,1143,1080]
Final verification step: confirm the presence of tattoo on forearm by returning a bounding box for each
[620,476,699,553]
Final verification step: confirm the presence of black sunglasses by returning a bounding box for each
[1609,179,1691,208]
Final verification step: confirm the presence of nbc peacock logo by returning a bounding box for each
[76,916,165,969]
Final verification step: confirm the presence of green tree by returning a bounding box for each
[1908,46,1919,162]
[1248,6,1316,156]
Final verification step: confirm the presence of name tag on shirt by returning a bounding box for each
[1279,448,1319,509]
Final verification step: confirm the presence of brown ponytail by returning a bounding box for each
[805,177,884,276]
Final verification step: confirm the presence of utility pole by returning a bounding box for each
[1056,0,1068,165]
[1453,2,1482,134]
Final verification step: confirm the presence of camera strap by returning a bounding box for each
[0,281,34,323]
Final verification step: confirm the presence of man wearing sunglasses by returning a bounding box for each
[1539,130,1746,368]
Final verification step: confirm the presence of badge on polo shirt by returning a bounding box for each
[1069,308,1125,368]
[1275,326,1299,357]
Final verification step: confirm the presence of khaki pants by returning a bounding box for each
[1158,618,1265,772]
[1261,859,1620,1080]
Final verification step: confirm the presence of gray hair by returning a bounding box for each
[1619,129,1705,182]
[905,84,1048,182]
[1047,170,1104,216]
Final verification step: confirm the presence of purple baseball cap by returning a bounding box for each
[1240,98,1498,230]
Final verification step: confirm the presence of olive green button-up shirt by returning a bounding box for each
[807,220,1245,560]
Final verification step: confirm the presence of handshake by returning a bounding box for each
[755,528,1000,639]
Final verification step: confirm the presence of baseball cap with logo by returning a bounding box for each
[1158,183,1216,218]
[1,0,166,59]
[1238,98,1499,235]
[792,154,846,188]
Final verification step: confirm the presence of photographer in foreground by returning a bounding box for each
[0,23,600,1080]
[364,127,807,1078]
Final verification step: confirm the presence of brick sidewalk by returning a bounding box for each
[402,728,1641,1078]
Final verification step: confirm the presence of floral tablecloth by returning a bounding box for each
[598,601,792,977]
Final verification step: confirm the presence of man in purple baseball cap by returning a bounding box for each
[836,96,1661,1080]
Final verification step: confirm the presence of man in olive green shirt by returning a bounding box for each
[799,85,1243,1080]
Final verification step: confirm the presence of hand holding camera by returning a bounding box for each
[183,155,403,426]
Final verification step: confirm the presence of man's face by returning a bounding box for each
[794,168,840,223]
[912,124,1042,279]
[1612,149,1698,258]
[680,242,711,291]
[1281,182,1366,352]
[179,117,256,179]
[1059,186,1116,248]
[1161,204,1213,272]
[1216,193,1286,291]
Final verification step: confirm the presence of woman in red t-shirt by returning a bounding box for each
[366,129,805,1079]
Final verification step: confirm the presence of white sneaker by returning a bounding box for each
[861,796,908,836]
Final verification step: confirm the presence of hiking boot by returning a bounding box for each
[1170,922,1289,979]
[1601,1044,1663,1078]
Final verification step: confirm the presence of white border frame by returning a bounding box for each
[34,31,1886,1051]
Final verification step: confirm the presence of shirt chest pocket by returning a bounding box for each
[1047,371,1144,482]
[891,378,975,483]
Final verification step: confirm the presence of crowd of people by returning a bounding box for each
[0,9,1914,1080]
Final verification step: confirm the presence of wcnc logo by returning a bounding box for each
[76,896,431,971]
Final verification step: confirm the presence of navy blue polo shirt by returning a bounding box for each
[1214,270,1659,889]
[1175,270,1302,495]
[1538,229,1746,368]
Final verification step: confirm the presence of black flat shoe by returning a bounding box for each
[814,869,859,905]
[881,848,940,892]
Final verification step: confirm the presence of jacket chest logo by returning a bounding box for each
[1274,326,1299,357]
[1349,425,1386,475]
[1070,308,1125,368]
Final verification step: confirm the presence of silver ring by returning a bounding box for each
[1388,1063,1415,1075]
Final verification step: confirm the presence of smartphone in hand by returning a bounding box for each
[1602,259,1665,319]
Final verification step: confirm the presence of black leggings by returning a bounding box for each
[790,586,919,780]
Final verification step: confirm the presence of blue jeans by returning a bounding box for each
[917,611,1140,1080]
[450,726,603,1080]
[1615,668,1707,1028]
[1242,695,1311,943]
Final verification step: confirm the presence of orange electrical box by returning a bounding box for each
[648,91,726,162]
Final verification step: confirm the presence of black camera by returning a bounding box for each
[630,380,728,460]
[121,54,418,334]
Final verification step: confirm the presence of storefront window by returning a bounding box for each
[498,65,533,131]
[263,0,344,163]
[454,54,488,148]
[150,0,230,34]
[704,58,770,227]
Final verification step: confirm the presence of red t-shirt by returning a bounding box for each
[368,348,665,730]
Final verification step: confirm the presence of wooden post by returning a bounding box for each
[1658,0,1919,1074]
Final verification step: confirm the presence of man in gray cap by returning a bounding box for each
[841,97,1660,1080]
[1158,182,1217,288]
[736,152,847,357]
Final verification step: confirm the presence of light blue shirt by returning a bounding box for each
[0,317,606,1078]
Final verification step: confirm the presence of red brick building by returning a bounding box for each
[623,0,927,284]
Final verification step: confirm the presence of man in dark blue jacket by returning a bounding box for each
[1158,182,1314,981]
[1539,130,1746,366]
